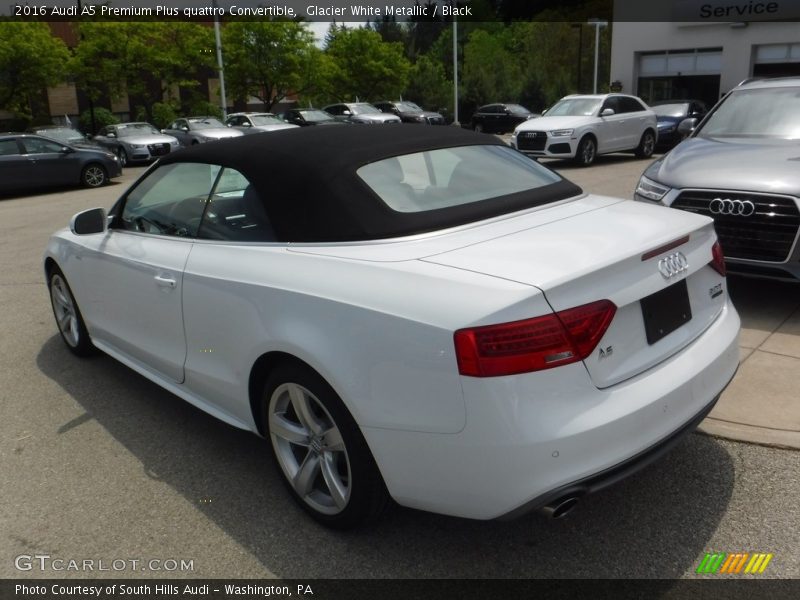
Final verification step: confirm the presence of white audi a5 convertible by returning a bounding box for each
[44,126,739,528]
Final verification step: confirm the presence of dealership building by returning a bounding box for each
[611,1,800,106]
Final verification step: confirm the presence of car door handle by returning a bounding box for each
[154,274,177,288]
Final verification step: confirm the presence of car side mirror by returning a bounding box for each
[59,146,74,154]
[107,132,116,138]
[181,126,189,132]
[600,108,615,117]
[70,207,107,236]
[342,110,351,116]
[677,117,699,138]
[243,122,251,127]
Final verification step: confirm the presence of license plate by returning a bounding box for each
[640,279,692,345]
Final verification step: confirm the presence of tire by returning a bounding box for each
[48,267,95,357]
[635,130,656,158]
[473,122,484,133]
[81,163,107,188]
[116,147,127,167]
[574,136,596,166]
[262,362,389,529]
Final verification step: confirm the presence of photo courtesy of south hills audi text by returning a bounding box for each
[14,583,315,597]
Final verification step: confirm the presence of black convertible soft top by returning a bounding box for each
[159,125,582,242]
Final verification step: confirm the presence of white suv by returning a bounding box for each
[512,94,657,166]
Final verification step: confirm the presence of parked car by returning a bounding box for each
[162,117,244,146]
[323,102,401,125]
[26,125,100,149]
[92,122,180,167]
[224,112,298,134]
[44,126,738,529]
[470,103,535,133]
[635,77,800,282]
[512,94,657,166]
[280,108,345,127]
[373,100,446,125]
[0,132,121,193]
[651,100,708,147]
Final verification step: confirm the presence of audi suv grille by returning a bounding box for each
[516,131,547,152]
[672,190,800,262]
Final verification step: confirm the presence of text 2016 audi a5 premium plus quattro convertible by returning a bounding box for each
[44,126,739,528]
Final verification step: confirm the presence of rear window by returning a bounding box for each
[357,145,562,213]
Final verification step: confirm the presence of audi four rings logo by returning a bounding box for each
[658,252,689,279]
[709,198,756,217]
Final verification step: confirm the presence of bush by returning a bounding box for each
[150,102,179,129]
[187,100,223,120]
[79,108,118,135]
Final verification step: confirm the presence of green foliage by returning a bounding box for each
[406,55,452,116]
[188,100,223,120]
[223,20,321,111]
[324,27,411,102]
[461,29,523,114]
[79,107,118,134]
[70,22,215,119]
[0,22,70,118]
[150,102,179,130]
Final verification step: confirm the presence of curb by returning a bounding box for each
[698,417,800,451]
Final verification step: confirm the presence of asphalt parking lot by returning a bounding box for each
[1,155,799,580]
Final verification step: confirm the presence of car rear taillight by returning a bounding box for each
[710,240,726,276]
[454,300,617,377]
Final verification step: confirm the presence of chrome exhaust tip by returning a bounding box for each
[539,496,580,519]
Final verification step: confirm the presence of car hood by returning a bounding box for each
[650,136,800,195]
[254,124,299,132]
[400,110,443,118]
[515,115,597,131]
[355,114,401,123]
[120,134,177,144]
[195,128,243,139]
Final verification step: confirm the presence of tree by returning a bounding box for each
[461,29,523,113]
[324,27,410,101]
[70,23,214,123]
[406,55,452,116]
[0,23,70,119]
[223,20,322,111]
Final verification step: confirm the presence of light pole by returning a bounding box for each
[452,16,459,126]
[588,19,608,94]
[213,0,228,119]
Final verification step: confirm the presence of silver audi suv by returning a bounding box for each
[635,77,800,282]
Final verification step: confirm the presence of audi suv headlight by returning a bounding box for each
[549,129,574,137]
[129,143,145,149]
[635,175,671,203]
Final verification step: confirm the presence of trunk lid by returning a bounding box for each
[422,198,727,388]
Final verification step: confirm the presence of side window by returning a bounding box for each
[601,97,619,113]
[198,167,276,242]
[21,138,63,154]
[620,97,645,113]
[0,139,20,156]
[327,105,342,115]
[119,162,221,237]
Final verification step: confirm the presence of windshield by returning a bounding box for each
[250,114,283,125]
[188,118,225,129]
[299,110,334,122]
[349,104,381,115]
[118,124,159,137]
[358,145,562,213]
[36,128,84,143]
[698,87,800,139]
[506,104,531,115]
[652,103,690,117]
[396,102,423,112]
[546,98,602,117]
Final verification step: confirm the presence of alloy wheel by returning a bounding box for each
[50,275,79,347]
[269,382,352,515]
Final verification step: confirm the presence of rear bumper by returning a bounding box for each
[364,299,740,520]
[498,387,726,520]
